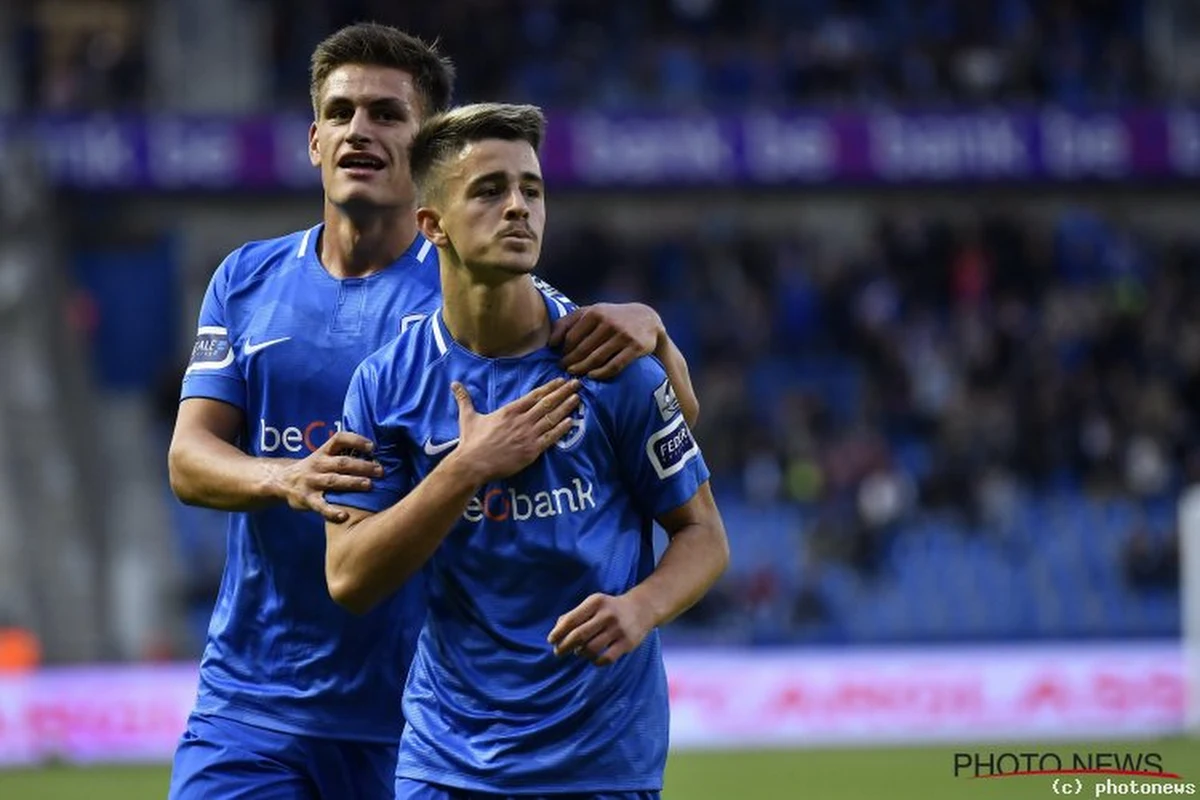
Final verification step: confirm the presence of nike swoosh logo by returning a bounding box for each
[243,336,292,355]
[422,437,459,456]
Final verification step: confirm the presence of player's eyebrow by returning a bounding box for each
[322,95,412,115]
[467,170,544,189]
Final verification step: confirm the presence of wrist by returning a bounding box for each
[440,449,489,491]
[259,458,292,503]
[623,584,667,633]
[643,306,667,353]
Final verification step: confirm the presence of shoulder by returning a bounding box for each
[532,275,577,314]
[588,354,670,399]
[216,227,315,289]
[582,354,675,419]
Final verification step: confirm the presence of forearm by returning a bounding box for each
[654,333,700,428]
[168,433,289,511]
[625,522,729,629]
[326,453,482,613]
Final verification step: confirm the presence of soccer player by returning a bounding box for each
[167,24,700,800]
[323,103,730,799]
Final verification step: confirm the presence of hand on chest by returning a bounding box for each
[414,389,591,472]
[413,370,598,519]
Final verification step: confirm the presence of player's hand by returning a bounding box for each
[547,592,653,667]
[276,432,383,523]
[450,378,580,484]
[550,303,663,380]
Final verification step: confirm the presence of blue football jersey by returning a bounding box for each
[329,294,710,793]
[179,224,442,741]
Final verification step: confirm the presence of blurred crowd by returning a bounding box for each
[541,209,1198,511]
[16,0,1160,112]
[316,0,1153,109]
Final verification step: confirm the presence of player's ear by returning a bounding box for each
[308,121,320,168]
[416,207,449,247]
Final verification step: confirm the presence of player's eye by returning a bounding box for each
[523,186,542,200]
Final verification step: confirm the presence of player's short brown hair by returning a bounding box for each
[409,103,546,203]
[310,23,454,117]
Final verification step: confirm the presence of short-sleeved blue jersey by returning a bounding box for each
[179,224,441,741]
[329,292,709,792]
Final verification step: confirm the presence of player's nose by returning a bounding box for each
[346,108,374,141]
[503,188,530,218]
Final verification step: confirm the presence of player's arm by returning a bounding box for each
[628,483,728,627]
[548,484,729,666]
[550,303,700,426]
[325,379,581,614]
[651,332,698,427]
[325,453,482,614]
[168,398,382,523]
[547,356,726,666]
[168,251,382,523]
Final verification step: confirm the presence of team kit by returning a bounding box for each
[166,21,730,800]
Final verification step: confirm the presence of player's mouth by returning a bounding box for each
[337,153,386,176]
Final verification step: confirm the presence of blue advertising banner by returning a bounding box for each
[4,109,1199,190]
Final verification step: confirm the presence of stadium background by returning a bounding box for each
[0,0,1197,797]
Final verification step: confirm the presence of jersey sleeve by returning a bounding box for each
[324,361,415,513]
[596,356,710,519]
[180,251,245,409]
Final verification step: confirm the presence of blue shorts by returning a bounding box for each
[394,778,660,800]
[169,711,397,800]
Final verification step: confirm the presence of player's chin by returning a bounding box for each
[490,249,539,274]
[330,181,395,210]
[483,260,537,278]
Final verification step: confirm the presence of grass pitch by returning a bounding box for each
[0,739,1196,799]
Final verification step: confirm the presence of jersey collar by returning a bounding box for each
[430,281,568,359]
[299,224,434,273]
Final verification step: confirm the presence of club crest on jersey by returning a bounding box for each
[555,401,587,451]
[653,377,680,422]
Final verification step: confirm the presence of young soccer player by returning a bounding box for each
[324,103,730,799]
[167,24,700,800]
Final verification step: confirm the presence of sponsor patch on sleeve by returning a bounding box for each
[653,377,681,422]
[645,415,700,479]
[185,326,233,373]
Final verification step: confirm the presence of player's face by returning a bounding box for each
[433,139,545,276]
[309,64,422,213]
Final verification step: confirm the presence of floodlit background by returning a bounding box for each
[0,0,1197,798]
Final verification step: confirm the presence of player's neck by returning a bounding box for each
[318,204,418,279]
[439,261,548,358]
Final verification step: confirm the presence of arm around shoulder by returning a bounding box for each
[551,302,700,426]
[653,330,700,428]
